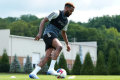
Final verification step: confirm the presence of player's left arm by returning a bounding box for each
[61,22,71,52]
[61,30,71,52]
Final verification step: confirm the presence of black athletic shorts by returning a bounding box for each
[43,33,57,51]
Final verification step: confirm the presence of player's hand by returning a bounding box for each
[66,45,71,52]
[34,33,41,41]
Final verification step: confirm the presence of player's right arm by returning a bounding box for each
[35,18,49,41]
[35,11,59,41]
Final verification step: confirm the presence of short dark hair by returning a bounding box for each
[65,2,75,8]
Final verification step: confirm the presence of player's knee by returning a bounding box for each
[57,45,63,51]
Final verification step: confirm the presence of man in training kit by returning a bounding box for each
[29,2,75,79]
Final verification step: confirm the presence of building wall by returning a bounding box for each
[0,29,97,69]
[9,35,45,63]
[0,29,10,56]
[82,45,97,65]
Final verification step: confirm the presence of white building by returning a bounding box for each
[0,29,97,69]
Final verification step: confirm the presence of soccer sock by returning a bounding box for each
[48,60,56,71]
[30,66,41,74]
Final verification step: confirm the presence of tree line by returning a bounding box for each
[1,49,120,75]
[0,14,120,65]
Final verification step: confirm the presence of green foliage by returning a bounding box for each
[47,59,51,68]
[95,51,107,75]
[0,49,10,72]
[106,27,119,40]
[54,62,59,70]
[116,37,120,50]
[9,20,28,36]
[87,15,120,32]
[58,52,70,75]
[0,49,9,64]
[0,63,10,72]
[5,17,19,23]
[47,59,58,70]
[107,48,119,75]
[40,64,48,74]
[1,14,120,68]
[24,55,32,73]
[0,19,9,29]
[10,54,21,72]
[105,40,119,65]
[72,54,82,75]
[96,33,107,53]
[39,55,48,74]
[118,53,120,65]
[80,52,94,75]
[20,14,38,22]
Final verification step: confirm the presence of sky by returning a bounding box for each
[0,0,120,23]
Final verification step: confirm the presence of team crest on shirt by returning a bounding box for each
[58,20,65,26]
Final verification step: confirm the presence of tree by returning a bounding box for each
[107,48,119,75]
[72,54,82,75]
[118,53,120,74]
[24,55,32,73]
[95,51,107,75]
[20,14,38,22]
[106,27,119,40]
[105,40,119,65]
[80,52,94,75]
[0,49,9,63]
[118,53,120,65]
[40,64,48,74]
[54,62,59,70]
[27,24,38,37]
[58,52,70,75]
[0,19,9,29]
[5,17,19,23]
[47,59,51,68]
[39,55,49,74]
[87,28,98,41]
[8,20,28,36]
[97,33,107,53]
[47,59,58,70]
[0,49,10,72]
[10,54,21,72]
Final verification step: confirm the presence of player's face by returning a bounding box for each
[65,7,74,17]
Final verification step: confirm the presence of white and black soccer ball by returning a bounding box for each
[56,68,67,79]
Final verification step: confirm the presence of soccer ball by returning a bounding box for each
[56,68,67,79]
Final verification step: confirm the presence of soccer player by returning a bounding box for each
[29,2,75,79]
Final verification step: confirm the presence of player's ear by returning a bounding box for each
[64,6,68,10]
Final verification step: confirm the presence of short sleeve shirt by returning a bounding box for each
[43,10,69,37]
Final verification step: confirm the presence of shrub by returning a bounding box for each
[58,52,70,75]
[10,54,21,72]
[107,48,119,75]
[80,52,94,75]
[95,51,107,75]
[0,49,10,72]
[24,55,32,73]
[72,53,82,75]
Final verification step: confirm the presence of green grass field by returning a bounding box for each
[0,73,120,80]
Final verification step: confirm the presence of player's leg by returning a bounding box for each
[38,48,53,67]
[29,48,53,79]
[47,38,62,75]
[52,38,63,60]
